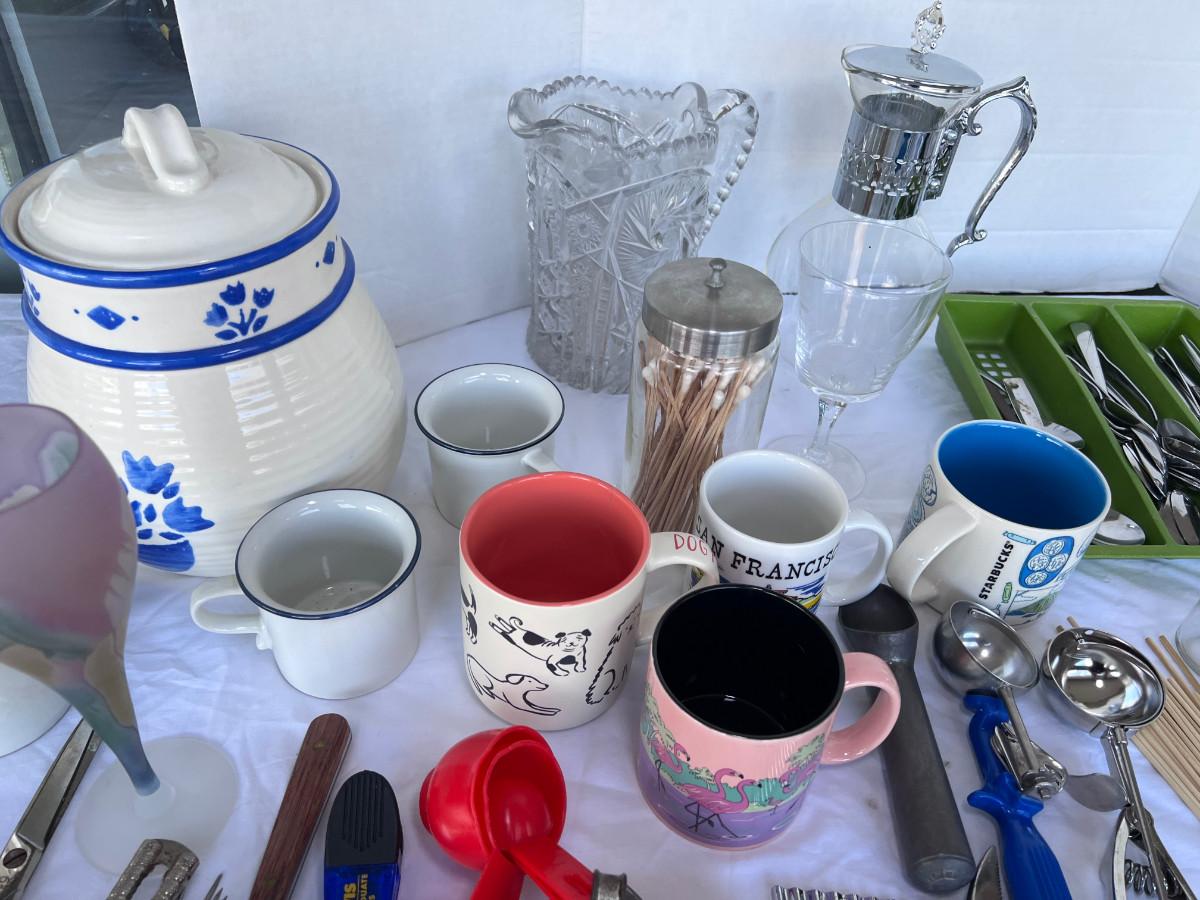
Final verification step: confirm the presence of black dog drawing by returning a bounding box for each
[585,609,638,705]
[489,615,589,676]
[465,655,560,717]
[461,585,478,644]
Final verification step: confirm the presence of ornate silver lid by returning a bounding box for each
[642,258,781,359]
[842,44,982,99]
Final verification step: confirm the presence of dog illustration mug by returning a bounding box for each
[458,471,718,731]
[888,420,1110,622]
[637,584,900,849]
[694,450,893,609]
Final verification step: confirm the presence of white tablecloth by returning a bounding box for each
[1,297,1197,899]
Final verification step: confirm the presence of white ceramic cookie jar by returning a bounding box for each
[0,104,405,576]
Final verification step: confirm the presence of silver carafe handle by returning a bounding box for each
[928,77,1037,256]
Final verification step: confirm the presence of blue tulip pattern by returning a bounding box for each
[204,281,274,341]
[121,451,214,572]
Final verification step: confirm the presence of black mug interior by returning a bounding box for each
[653,584,844,738]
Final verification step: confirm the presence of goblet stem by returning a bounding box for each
[807,394,848,462]
[60,680,159,794]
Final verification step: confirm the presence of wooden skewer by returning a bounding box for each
[1135,728,1200,802]
[1159,633,1200,695]
[1133,731,1200,819]
[1145,640,1200,736]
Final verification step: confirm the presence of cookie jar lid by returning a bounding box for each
[12,104,321,270]
[642,257,782,359]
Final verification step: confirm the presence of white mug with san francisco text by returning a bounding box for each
[459,471,717,731]
[694,450,893,609]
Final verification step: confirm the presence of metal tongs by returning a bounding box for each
[1107,805,1195,899]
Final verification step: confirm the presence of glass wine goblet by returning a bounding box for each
[0,403,238,873]
[768,220,952,499]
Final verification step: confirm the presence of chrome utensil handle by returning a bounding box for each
[592,871,643,900]
[938,77,1037,256]
[965,694,1073,900]
[998,685,1046,797]
[107,839,198,900]
[699,88,758,246]
[771,890,892,900]
[1105,727,1171,900]
[0,836,40,900]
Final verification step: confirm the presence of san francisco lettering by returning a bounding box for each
[727,549,836,580]
[978,541,1014,601]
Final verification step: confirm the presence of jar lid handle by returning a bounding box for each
[705,258,727,290]
[121,104,212,195]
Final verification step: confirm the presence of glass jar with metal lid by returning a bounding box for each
[625,256,782,533]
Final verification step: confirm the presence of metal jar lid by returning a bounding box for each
[642,257,782,359]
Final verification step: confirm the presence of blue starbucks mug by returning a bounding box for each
[887,420,1110,623]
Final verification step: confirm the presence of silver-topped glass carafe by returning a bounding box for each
[768,3,1037,291]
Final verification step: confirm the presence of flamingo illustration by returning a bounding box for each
[679,769,755,813]
[778,758,820,797]
[651,734,689,773]
[677,769,757,838]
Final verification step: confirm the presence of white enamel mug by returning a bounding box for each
[694,450,893,609]
[414,363,563,527]
[189,489,421,699]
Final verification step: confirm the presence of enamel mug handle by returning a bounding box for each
[190,576,270,649]
[122,104,211,194]
[637,533,719,644]
[820,508,894,607]
[823,652,901,764]
[886,505,977,604]
[520,447,559,474]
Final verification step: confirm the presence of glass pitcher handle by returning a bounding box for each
[928,77,1037,257]
[697,88,759,246]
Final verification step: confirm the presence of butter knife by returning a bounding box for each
[0,719,100,900]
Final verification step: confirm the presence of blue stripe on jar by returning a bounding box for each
[0,138,339,289]
[22,241,357,371]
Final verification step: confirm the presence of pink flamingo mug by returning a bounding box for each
[637,584,900,849]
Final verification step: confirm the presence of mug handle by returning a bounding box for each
[885,505,977,604]
[823,652,901,764]
[190,576,270,650]
[521,447,559,473]
[637,533,719,644]
[820,509,894,607]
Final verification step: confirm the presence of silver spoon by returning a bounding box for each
[1161,417,1200,452]
[1093,509,1146,546]
[1041,627,1181,900]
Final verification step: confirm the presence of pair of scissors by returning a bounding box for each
[0,720,100,899]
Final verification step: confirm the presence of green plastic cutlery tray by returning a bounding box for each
[935,294,1200,559]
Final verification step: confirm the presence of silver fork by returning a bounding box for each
[203,874,226,900]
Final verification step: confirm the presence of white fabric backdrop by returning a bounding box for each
[174,0,1200,344]
[1,299,1198,898]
